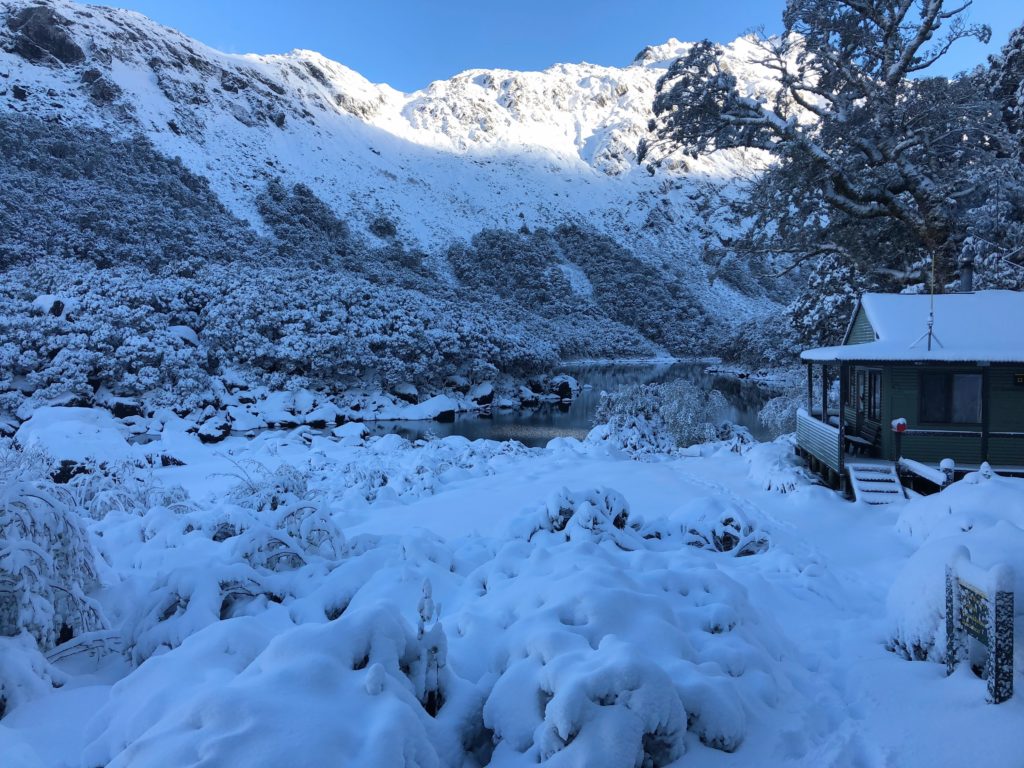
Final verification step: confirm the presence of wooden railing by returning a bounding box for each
[797,408,841,473]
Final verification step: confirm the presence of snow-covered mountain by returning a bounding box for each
[0,1,776,286]
[0,0,798,419]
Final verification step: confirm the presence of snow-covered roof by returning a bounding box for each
[801,290,1024,363]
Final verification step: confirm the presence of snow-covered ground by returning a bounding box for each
[2,408,1022,767]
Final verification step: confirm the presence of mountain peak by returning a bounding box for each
[0,0,774,281]
[632,38,691,68]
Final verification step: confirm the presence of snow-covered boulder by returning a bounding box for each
[468,381,494,406]
[14,407,140,464]
[549,374,581,400]
[392,382,419,404]
[332,421,370,445]
[398,395,461,422]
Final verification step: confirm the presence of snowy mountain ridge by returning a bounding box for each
[0,0,776,267]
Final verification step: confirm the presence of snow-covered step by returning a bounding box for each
[847,463,906,505]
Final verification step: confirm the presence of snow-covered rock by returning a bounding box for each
[13,406,140,464]
[396,394,463,422]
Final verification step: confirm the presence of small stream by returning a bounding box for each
[367,361,774,448]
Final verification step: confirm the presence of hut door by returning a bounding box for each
[855,370,866,433]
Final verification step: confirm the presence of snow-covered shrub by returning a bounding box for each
[711,423,756,455]
[0,439,54,483]
[886,471,1024,661]
[229,499,346,573]
[0,263,214,411]
[121,562,265,665]
[225,460,312,513]
[324,435,531,507]
[0,447,105,649]
[67,463,193,520]
[674,496,769,556]
[484,638,688,766]
[594,379,730,455]
[465,517,769,762]
[84,604,471,768]
[743,436,814,493]
[0,633,66,719]
[77,468,795,765]
[513,487,648,550]
[757,395,800,439]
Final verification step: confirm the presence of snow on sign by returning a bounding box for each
[945,549,1014,704]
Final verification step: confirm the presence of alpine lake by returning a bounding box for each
[367,361,776,448]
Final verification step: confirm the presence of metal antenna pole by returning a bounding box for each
[927,248,936,352]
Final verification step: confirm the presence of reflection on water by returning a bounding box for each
[368,362,774,448]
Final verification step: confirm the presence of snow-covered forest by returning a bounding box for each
[2,0,1024,766]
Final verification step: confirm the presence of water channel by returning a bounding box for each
[366,361,775,448]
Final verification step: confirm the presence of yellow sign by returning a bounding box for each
[959,580,989,644]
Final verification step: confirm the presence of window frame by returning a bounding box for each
[918,371,984,426]
[867,369,882,421]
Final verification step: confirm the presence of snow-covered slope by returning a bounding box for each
[0,0,779,318]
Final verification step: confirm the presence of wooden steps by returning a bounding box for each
[847,463,906,505]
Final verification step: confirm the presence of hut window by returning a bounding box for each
[868,371,881,420]
[951,374,983,423]
[920,372,982,424]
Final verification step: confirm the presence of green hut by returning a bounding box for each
[796,290,1024,498]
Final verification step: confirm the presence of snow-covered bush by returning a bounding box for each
[225,460,312,513]
[593,379,731,455]
[743,436,814,493]
[513,486,648,550]
[676,497,769,557]
[69,465,795,765]
[67,463,193,520]
[84,602,475,768]
[324,435,531,507]
[468,507,768,761]
[229,498,346,573]
[483,637,688,766]
[757,395,800,438]
[121,561,265,665]
[0,633,65,719]
[0,444,105,649]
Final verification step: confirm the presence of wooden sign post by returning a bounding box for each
[945,550,1014,704]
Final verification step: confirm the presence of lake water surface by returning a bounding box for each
[367,362,774,448]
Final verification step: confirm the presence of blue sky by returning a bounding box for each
[99,1,1022,91]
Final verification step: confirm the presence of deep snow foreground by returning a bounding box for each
[2,409,1023,767]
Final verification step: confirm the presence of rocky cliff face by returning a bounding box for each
[0,0,782,323]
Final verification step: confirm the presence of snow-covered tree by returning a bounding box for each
[989,21,1024,157]
[648,0,1000,286]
